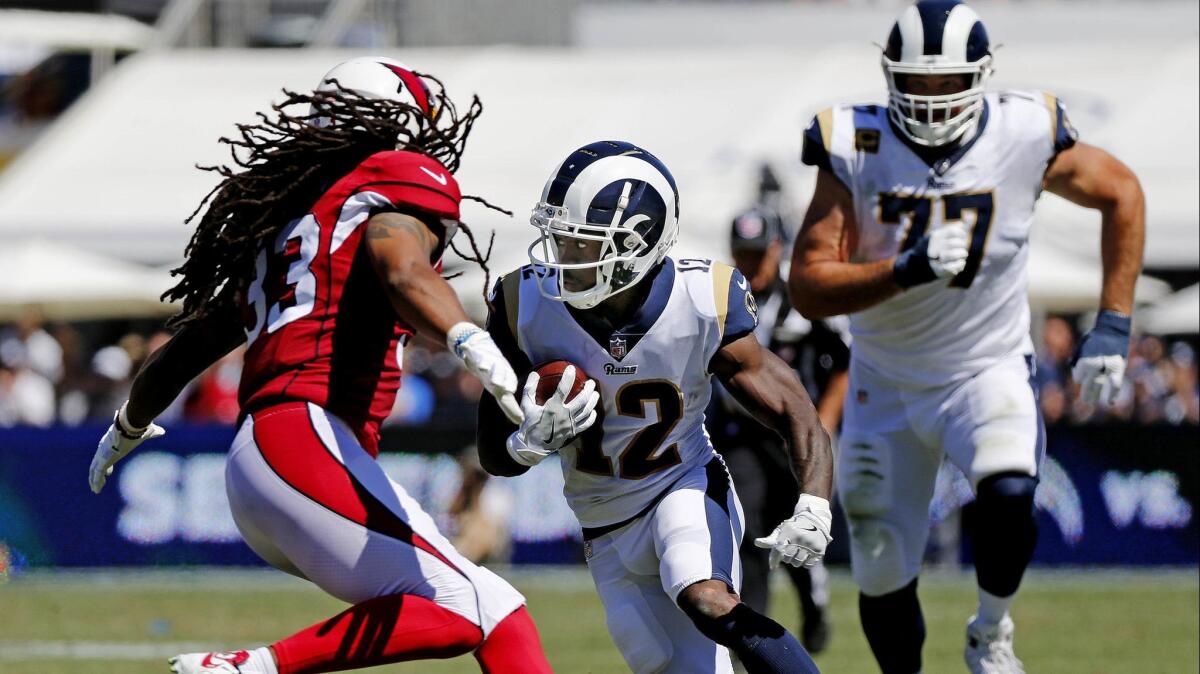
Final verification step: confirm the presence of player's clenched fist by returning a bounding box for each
[893,222,970,288]
[448,322,524,425]
[89,403,166,494]
[755,494,833,569]
[1071,309,1132,406]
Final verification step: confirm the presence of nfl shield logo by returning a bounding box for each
[609,336,627,360]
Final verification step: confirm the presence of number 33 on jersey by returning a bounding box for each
[801,91,1078,387]
[238,150,461,455]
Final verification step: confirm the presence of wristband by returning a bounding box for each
[506,431,538,467]
[446,322,482,359]
[116,401,148,438]
[1094,309,1132,337]
[892,237,935,289]
[793,493,833,529]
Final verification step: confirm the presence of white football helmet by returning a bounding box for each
[882,0,993,147]
[309,56,434,130]
[528,141,679,310]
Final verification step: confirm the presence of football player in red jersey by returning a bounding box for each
[86,57,553,674]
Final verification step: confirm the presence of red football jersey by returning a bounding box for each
[238,150,460,455]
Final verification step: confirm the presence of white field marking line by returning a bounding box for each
[0,640,218,661]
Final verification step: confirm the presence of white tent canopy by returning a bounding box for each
[0,4,1193,320]
[0,30,1196,270]
[0,239,173,321]
[1138,284,1200,336]
[1026,244,1170,313]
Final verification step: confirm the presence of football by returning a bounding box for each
[534,360,588,405]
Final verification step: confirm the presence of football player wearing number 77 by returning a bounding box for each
[87,57,553,674]
[789,2,1146,673]
[477,140,833,674]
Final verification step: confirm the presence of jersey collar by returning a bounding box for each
[890,99,990,176]
[564,258,675,362]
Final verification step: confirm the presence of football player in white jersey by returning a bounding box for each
[788,2,1145,673]
[476,141,833,673]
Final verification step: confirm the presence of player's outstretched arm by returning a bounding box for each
[365,211,523,422]
[90,307,244,494]
[1043,142,1146,317]
[1044,142,1146,405]
[364,211,475,337]
[126,307,245,426]
[789,169,899,318]
[710,334,832,500]
[712,333,834,568]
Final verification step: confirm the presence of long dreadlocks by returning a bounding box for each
[163,73,506,331]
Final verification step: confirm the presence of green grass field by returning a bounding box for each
[1,567,1196,674]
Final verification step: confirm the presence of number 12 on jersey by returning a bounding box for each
[879,191,995,288]
[575,380,685,480]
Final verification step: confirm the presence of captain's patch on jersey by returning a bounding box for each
[855,129,881,153]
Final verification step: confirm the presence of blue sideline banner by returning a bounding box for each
[0,424,1196,570]
[0,423,581,569]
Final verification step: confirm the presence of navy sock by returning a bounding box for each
[689,603,820,674]
[972,472,1038,597]
[860,579,924,674]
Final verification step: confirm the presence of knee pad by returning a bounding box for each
[839,432,893,518]
[849,518,914,597]
[976,472,1037,510]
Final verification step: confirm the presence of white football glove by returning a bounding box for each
[926,222,970,279]
[893,222,970,288]
[507,366,599,466]
[1072,355,1127,406]
[754,494,833,569]
[448,322,523,425]
[89,403,165,494]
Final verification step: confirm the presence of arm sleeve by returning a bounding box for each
[1042,93,1079,159]
[1052,99,1079,156]
[801,109,851,191]
[800,114,833,173]
[476,274,532,477]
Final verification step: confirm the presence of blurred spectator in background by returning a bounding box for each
[183,345,244,424]
[0,307,1194,429]
[1035,316,1074,425]
[1031,313,1200,427]
[0,309,59,426]
[1168,342,1200,424]
[0,308,63,384]
[0,361,54,426]
[448,449,513,564]
[89,338,135,416]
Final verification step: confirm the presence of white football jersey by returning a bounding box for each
[801,90,1078,387]
[487,257,758,529]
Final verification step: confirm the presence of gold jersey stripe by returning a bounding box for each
[711,262,735,340]
[817,107,834,154]
[1042,92,1059,147]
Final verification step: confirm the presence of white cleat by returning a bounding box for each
[965,614,1026,674]
[169,651,253,674]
